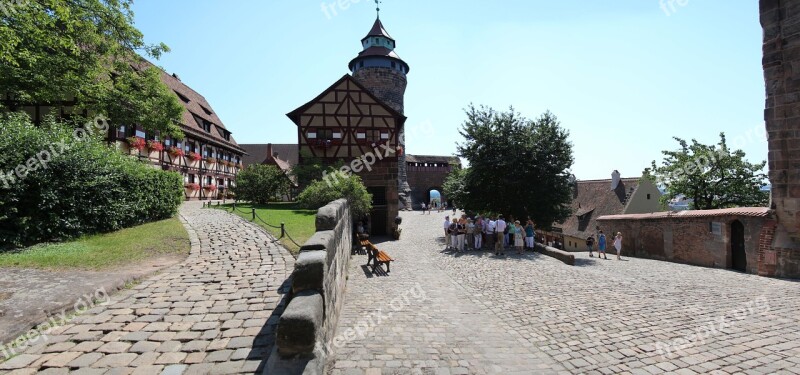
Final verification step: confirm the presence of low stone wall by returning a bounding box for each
[597,209,772,275]
[267,199,352,374]
[534,243,575,265]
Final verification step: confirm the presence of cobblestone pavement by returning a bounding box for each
[0,202,294,375]
[330,210,800,375]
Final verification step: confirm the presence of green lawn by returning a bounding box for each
[0,217,190,270]
[217,203,316,254]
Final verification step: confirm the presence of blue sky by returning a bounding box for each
[131,0,765,180]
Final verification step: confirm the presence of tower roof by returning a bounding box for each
[362,18,394,42]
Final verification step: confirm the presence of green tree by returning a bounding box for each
[442,165,468,209]
[234,165,290,205]
[290,152,345,188]
[0,0,184,137]
[457,105,574,227]
[0,113,183,248]
[647,133,768,210]
[296,171,372,219]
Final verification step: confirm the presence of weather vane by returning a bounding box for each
[375,0,382,18]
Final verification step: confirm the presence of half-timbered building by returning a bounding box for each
[286,16,410,235]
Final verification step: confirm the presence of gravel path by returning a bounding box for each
[0,202,294,375]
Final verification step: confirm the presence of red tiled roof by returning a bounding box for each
[555,178,641,239]
[598,207,771,221]
[153,67,244,153]
[240,144,299,169]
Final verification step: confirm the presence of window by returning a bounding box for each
[359,61,364,68]
[391,62,396,69]
[174,91,190,103]
[647,194,652,200]
[165,139,172,146]
[207,176,213,185]
[135,129,146,138]
[356,129,390,144]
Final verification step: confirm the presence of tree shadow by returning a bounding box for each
[250,277,292,373]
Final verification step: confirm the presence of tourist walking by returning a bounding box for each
[524,219,535,251]
[421,202,426,214]
[444,216,452,250]
[495,215,506,256]
[597,230,608,260]
[455,217,466,252]
[586,234,595,257]
[514,221,525,254]
[614,232,623,260]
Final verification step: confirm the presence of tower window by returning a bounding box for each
[359,61,364,68]
[391,62,396,69]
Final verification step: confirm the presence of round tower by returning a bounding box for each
[348,18,409,114]
[349,15,413,210]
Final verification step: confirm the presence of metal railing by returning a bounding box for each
[202,201,302,248]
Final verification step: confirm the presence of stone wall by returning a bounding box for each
[760,0,800,279]
[406,165,453,208]
[356,162,399,236]
[267,199,352,375]
[597,213,768,274]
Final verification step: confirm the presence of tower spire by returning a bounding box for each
[375,0,381,19]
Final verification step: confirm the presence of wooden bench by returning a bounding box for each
[363,242,394,273]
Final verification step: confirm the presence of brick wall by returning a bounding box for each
[597,214,769,275]
[406,165,452,208]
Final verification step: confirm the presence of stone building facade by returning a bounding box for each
[760,0,800,278]
[405,155,461,208]
[597,208,771,275]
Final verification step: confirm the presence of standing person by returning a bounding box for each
[421,202,426,214]
[495,215,506,256]
[473,216,483,250]
[486,216,497,251]
[514,221,525,254]
[506,215,516,249]
[597,230,608,260]
[443,216,452,250]
[586,234,596,257]
[524,219,535,251]
[456,216,467,252]
[466,218,475,250]
[614,232,623,260]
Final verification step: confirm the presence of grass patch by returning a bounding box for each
[0,217,189,270]
[217,203,316,254]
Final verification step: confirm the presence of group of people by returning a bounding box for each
[420,202,451,214]
[585,230,624,260]
[443,214,535,256]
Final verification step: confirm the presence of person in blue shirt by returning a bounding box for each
[597,230,608,260]
[524,219,535,251]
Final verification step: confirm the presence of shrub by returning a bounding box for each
[234,164,290,205]
[296,171,372,219]
[0,113,184,248]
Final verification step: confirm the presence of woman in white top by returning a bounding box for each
[614,232,623,260]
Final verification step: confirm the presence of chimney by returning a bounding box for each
[171,73,180,81]
[611,170,621,190]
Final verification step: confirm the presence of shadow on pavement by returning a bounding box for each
[251,277,292,374]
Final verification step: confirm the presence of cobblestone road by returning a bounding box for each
[330,210,800,375]
[0,202,294,375]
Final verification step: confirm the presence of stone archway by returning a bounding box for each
[428,188,442,209]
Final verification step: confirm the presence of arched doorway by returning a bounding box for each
[731,220,746,272]
[428,189,441,209]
